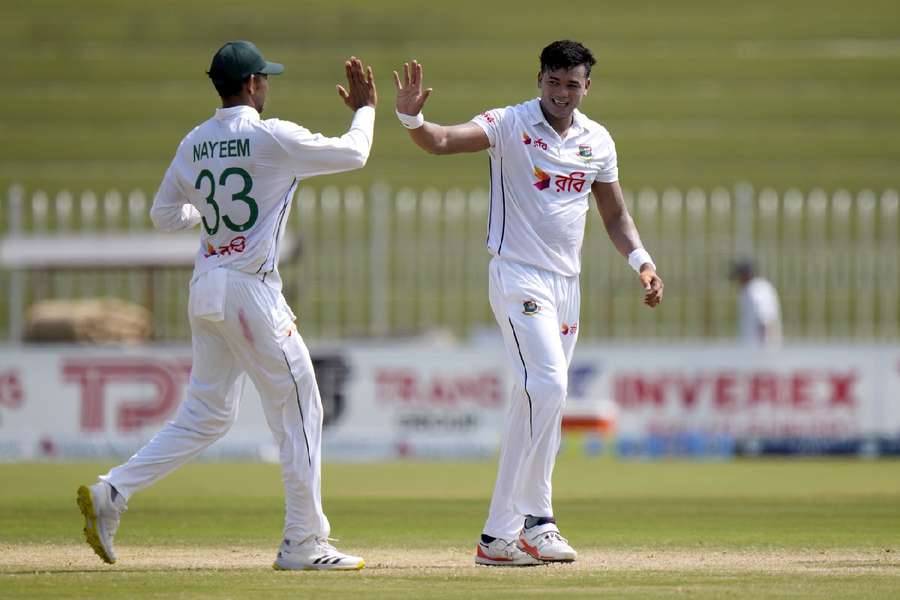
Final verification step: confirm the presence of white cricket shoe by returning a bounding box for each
[518,522,577,563]
[475,536,543,566]
[77,481,126,564]
[272,536,365,571]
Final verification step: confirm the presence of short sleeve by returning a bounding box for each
[471,108,507,149]
[595,135,618,183]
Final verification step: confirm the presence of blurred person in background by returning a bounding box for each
[731,259,782,349]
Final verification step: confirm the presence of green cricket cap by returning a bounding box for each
[207,40,284,81]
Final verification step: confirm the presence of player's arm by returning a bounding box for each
[393,60,490,155]
[278,57,377,177]
[149,161,201,231]
[592,180,663,307]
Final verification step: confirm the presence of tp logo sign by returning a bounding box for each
[62,358,191,432]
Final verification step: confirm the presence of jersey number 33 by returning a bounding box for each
[194,167,259,235]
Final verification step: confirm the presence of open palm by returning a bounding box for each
[393,60,433,116]
[336,56,377,111]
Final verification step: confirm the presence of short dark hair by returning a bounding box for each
[730,258,755,280]
[211,75,251,99]
[540,40,596,77]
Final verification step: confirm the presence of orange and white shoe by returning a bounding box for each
[518,522,577,563]
[475,536,542,566]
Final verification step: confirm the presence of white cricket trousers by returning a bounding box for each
[483,257,580,541]
[101,269,330,542]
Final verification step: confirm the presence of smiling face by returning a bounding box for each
[538,64,590,123]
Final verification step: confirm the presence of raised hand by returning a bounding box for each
[393,60,433,116]
[337,56,377,111]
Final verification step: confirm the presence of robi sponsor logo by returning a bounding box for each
[561,322,578,336]
[204,235,247,258]
[522,132,548,151]
[532,168,588,193]
[553,171,587,193]
[533,167,551,190]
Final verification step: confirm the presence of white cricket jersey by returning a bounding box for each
[739,277,783,347]
[150,104,375,292]
[472,98,618,277]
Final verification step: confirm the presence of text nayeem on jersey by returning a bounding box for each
[193,138,251,162]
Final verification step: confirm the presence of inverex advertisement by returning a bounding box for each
[1,344,898,460]
[567,347,900,456]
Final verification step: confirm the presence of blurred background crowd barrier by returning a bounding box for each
[2,0,898,461]
[3,343,899,461]
[1,182,898,343]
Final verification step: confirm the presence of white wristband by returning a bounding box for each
[396,109,425,129]
[628,248,655,273]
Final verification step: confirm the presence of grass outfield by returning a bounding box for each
[1,458,899,598]
[3,0,900,195]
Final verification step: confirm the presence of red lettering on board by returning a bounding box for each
[0,370,25,409]
[613,369,861,413]
[62,359,191,432]
[375,369,502,408]
[673,375,704,409]
[749,373,780,406]
[828,373,857,406]
[713,373,738,411]
[791,373,813,409]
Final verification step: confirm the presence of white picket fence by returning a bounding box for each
[1,183,898,342]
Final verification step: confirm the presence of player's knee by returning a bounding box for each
[207,410,237,437]
[174,395,236,438]
[182,411,234,439]
[528,373,567,404]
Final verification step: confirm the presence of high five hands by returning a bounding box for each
[393,60,433,116]
[337,57,377,111]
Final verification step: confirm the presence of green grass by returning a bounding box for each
[9,570,900,600]
[2,0,900,195]
[1,458,899,598]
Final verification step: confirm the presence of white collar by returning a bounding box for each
[214,105,261,121]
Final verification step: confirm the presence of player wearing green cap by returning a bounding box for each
[77,40,377,571]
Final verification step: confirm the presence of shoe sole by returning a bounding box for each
[272,559,365,571]
[474,557,544,567]
[474,545,543,567]
[76,485,115,564]
[518,538,576,563]
[535,557,575,563]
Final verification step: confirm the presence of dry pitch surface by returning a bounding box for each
[3,544,899,575]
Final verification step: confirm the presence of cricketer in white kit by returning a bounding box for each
[393,40,664,566]
[77,41,378,571]
[731,259,783,348]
